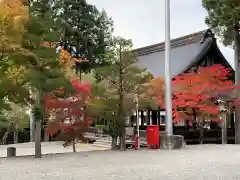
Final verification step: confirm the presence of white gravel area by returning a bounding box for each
[0,141,109,157]
[1,144,240,180]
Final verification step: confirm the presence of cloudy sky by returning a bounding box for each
[88,0,234,67]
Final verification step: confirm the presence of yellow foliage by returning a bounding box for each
[5,65,26,84]
[59,49,88,79]
[142,77,165,104]
[0,0,28,51]
[0,0,28,25]
[0,0,28,83]
[40,41,56,48]
[60,50,87,64]
[0,0,88,83]
[146,77,165,95]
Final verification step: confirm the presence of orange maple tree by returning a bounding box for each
[144,76,165,106]
[170,64,239,143]
[149,65,238,141]
[45,79,92,152]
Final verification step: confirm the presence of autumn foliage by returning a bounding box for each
[145,77,165,105]
[150,64,237,127]
[45,79,92,149]
[60,50,86,65]
[0,0,28,25]
[0,0,28,47]
[172,64,236,124]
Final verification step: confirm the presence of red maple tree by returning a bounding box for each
[148,64,238,143]
[171,64,237,143]
[44,79,92,152]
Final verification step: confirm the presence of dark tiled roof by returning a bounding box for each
[133,30,205,56]
[134,30,213,78]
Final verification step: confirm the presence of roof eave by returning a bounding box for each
[133,30,206,56]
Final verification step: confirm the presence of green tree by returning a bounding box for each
[24,0,73,157]
[54,0,114,72]
[0,0,72,157]
[202,0,240,45]
[202,0,240,143]
[0,102,29,144]
[89,37,153,150]
[88,83,123,150]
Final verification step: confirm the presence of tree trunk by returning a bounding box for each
[111,136,117,150]
[13,123,18,144]
[44,132,49,142]
[2,123,13,145]
[35,119,42,158]
[192,108,197,131]
[42,94,48,142]
[30,108,35,142]
[118,44,126,151]
[2,132,9,145]
[2,125,11,145]
[199,128,204,144]
[35,89,42,158]
[234,23,240,144]
[79,69,82,82]
[14,130,18,144]
[221,113,228,144]
[72,138,76,152]
[120,128,126,151]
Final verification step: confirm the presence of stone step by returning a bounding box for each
[92,145,111,148]
[92,139,148,149]
[93,140,112,145]
[92,140,112,149]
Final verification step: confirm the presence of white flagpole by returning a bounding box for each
[164,0,173,139]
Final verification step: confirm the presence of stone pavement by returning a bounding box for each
[0,141,110,157]
[2,145,240,180]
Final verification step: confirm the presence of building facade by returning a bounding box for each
[130,29,234,131]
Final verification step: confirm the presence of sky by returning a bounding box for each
[87,0,234,67]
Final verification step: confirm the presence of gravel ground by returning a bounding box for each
[1,145,240,180]
[0,142,109,157]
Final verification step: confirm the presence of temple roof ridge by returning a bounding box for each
[134,29,232,78]
[133,30,209,56]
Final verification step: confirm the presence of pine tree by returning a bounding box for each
[23,0,74,157]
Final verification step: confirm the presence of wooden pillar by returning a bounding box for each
[147,110,150,125]
[139,110,143,127]
[143,111,147,126]
[231,112,235,129]
[156,110,158,125]
[157,110,160,125]
[134,110,138,126]
[149,110,152,125]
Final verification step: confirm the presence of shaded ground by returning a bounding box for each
[1,145,240,180]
